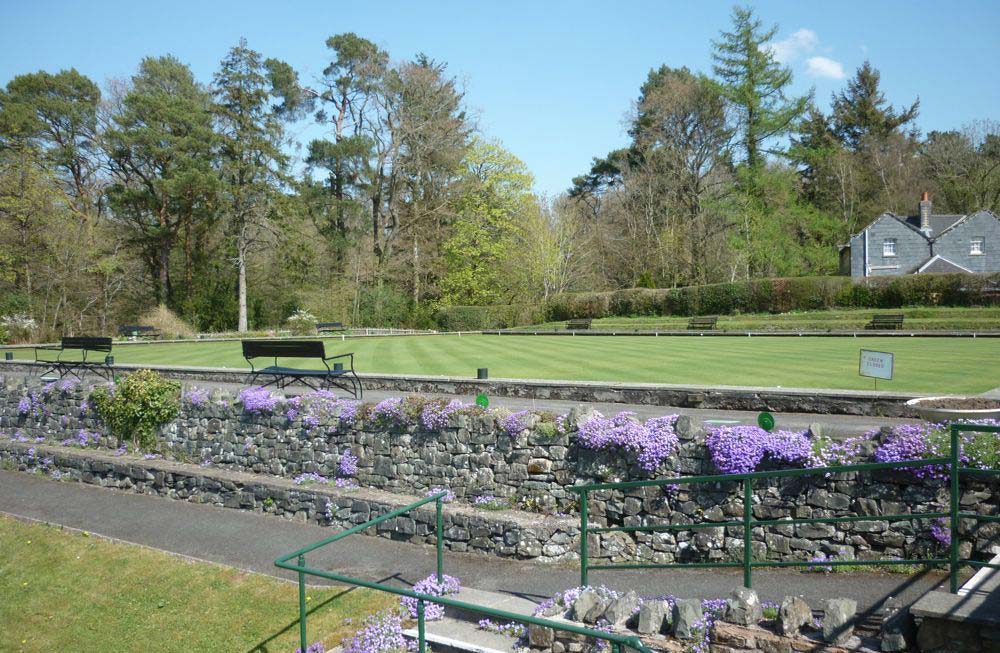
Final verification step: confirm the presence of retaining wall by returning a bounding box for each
[0,379,997,565]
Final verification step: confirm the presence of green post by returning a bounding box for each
[298,554,308,652]
[417,599,426,653]
[612,642,622,653]
[743,479,752,589]
[580,492,589,587]
[949,424,960,594]
[436,498,444,583]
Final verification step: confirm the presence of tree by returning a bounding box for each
[213,38,300,332]
[922,120,1000,214]
[440,139,535,305]
[712,6,809,185]
[105,56,218,308]
[831,61,919,151]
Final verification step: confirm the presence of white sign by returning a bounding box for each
[859,349,894,380]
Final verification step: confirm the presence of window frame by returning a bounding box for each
[970,237,985,255]
[882,238,897,257]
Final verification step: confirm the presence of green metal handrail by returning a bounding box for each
[570,423,1000,593]
[275,490,653,653]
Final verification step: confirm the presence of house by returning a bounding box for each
[840,193,1000,277]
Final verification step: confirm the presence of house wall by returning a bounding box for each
[933,211,1000,273]
[849,215,930,277]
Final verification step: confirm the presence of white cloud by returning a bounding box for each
[805,56,846,79]
[768,28,818,63]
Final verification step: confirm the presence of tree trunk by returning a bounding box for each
[237,240,248,332]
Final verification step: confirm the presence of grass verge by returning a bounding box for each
[0,515,394,653]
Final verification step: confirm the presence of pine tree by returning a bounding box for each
[831,61,919,150]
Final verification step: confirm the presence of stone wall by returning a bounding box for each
[1,378,997,565]
[0,440,578,561]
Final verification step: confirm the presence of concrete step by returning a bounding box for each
[403,616,523,653]
[445,586,538,623]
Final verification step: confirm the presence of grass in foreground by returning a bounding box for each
[0,516,394,653]
[4,333,998,393]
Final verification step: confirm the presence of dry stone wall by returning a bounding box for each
[1,378,997,565]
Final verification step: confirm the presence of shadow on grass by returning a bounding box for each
[246,574,405,653]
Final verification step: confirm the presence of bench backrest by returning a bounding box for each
[242,339,326,360]
[689,316,718,323]
[317,322,344,328]
[872,314,904,319]
[61,336,113,352]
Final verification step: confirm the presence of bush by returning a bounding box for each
[285,309,317,335]
[0,314,37,344]
[433,304,544,331]
[138,305,196,339]
[543,272,1000,320]
[91,369,180,450]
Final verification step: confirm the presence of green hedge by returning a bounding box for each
[544,273,1000,321]
[433,304,546,331]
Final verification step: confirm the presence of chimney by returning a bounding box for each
[919,192,932,236]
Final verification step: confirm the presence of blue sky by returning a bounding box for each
[2,0,998,197]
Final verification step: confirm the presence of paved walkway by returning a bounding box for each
[0,470,951,621]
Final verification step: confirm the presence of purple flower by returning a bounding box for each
[17,397,31,416]
[931,518,952,547]
[371,397,406,427]
[499,410,529,437]
[705,425,813,474]
[578,412,679,472]
[338,449,358,477]
[334,477,358,489]
[182,387,210,406]
[427,487,455,503]
[420,399,468,430]
[400,573,461,621]
[808,553,833,573]
[238,386,281,414]
[294,472,328,485]
[296,642,326,653]
[342,610,408,653]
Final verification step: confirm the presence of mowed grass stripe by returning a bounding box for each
[4,335,998,393]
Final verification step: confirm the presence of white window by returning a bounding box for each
[883,239,897,257]
[970,238,984,255]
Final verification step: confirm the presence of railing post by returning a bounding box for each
[298,554,308,653]
[949,424,960,594]
[436,498,444,583]
[417,599,426,653]
[580,492,589,587]
[612,641,622,653]
[743,479,752,589]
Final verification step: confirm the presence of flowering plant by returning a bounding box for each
[237,386,281,414]
[400,574,461,621]
[286,309,318,335]
[705,425,812,474]
[577,412,679,472]
[420,399,468,430]
[498,410,529,437]
[341,610,410,653]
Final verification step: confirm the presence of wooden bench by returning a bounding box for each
[566,318,592,330]
[34,336,114,381]
[118,325,162,339]
[687,316,718,330]
[316,322,346,333]
[865,314,904,330]
[242,340,361,398]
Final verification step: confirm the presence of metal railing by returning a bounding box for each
[275,491,653,653]
[571,423,1000,594]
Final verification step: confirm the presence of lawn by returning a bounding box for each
[0,516,394,653]
[517,306,1000,332]
[5,333,998,393]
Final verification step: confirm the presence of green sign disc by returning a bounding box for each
[475,393,489,408]
[757,411,775,431]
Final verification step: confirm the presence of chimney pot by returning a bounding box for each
[919,192,932,235]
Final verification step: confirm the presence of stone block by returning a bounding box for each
[725,587,762,626]
[821,597,856,645]
[672,598,703,640]
[777,596,811,636]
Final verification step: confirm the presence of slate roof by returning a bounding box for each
[901,214,966,238]
[915,255,972,274]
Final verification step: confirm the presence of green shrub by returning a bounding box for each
[285,309,318,335]
[91,369,180,451]
[543,273,1000,320]
[433,304,544,331]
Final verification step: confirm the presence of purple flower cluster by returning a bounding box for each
[808,435,866,468]
[426,487,455,503]
[930,518,952,547]
[182,387,210,406]
[61,429,99,448]
[238,386,281,414]
[58,378,80,393]
[295,643,325,653]
[808,553,834,573]
[874,419,1000,479]
[334,477,358,489]
[577,412,680,472]
[705,425,811,474]
[338,449,359,477]
[342,610,411,653]
[294,472,329,485]
[477,618,526,638]
[400,573,461,621]
[371,397,406,427]
[420,399,468,430]
[499,410,529,437]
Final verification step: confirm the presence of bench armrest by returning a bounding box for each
[34,346,62,362]
[323,352,355,368]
